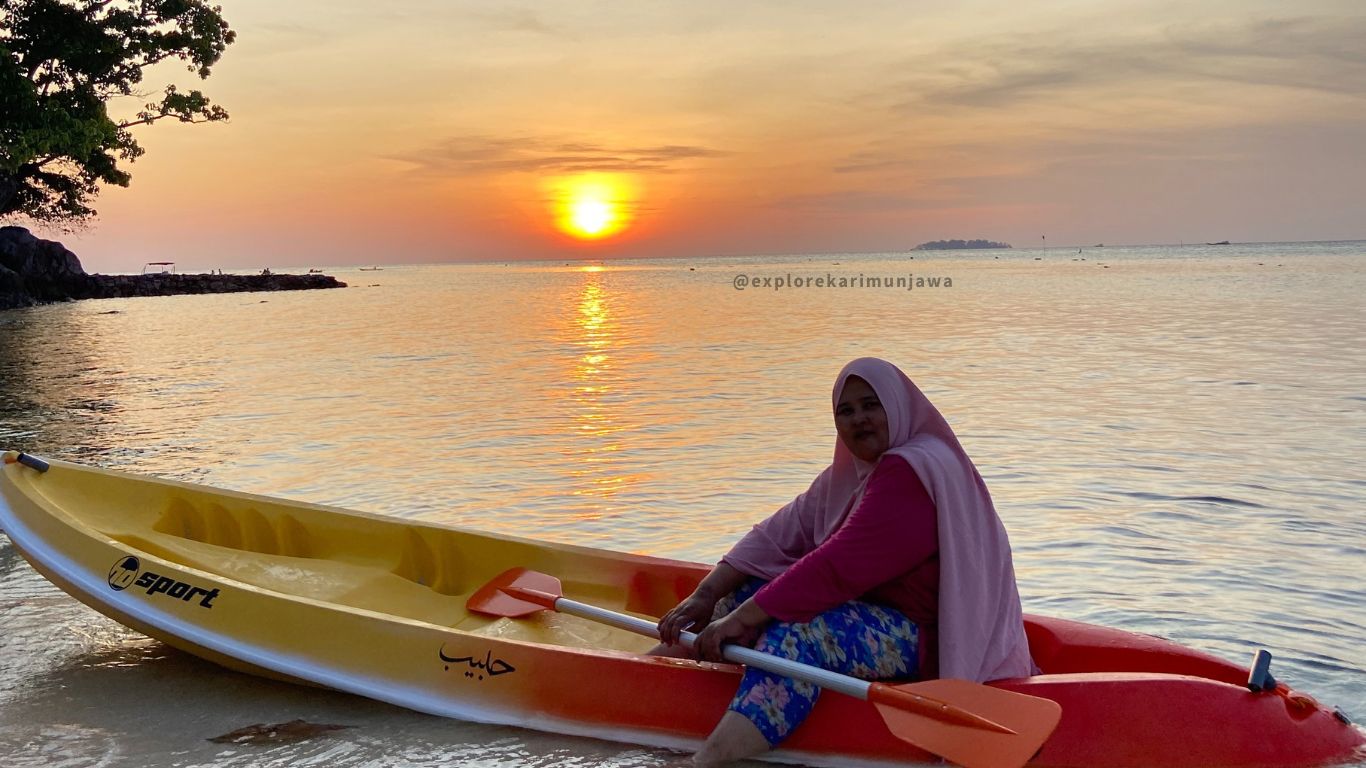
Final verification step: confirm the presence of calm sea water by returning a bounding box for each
[2,242,1363,767]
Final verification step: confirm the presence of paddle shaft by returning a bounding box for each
[555,593,873,698]
[519,588,1011,733]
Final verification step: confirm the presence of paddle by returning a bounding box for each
[468,567,1061,768]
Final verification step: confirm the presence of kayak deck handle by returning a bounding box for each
[2,452,50,473]
[1247,649,1277,693]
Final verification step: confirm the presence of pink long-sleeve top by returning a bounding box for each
[742,454,941,677]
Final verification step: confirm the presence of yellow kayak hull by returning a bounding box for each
[0,453,737,748]
[0,452,907,765]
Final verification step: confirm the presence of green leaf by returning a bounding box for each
[0,0,235,222]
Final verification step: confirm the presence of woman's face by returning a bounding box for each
[834,375,890,463]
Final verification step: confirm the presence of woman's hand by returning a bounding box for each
[657,590,718,647]
[694,598,770,662]
[655,562,749,648]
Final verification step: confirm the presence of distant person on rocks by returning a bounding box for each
[654,357,1034,767]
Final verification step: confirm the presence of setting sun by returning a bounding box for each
[571,199,613,237]
[546,174,637,241]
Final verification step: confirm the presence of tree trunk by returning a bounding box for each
[0,174,19,218]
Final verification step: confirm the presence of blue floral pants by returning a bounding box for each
[715,579,920,746]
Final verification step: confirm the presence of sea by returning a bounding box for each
[1,241,1363,767]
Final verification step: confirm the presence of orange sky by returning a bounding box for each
[23,0,1366,271]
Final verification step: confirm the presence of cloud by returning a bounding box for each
[771,189,956,213]
[899,15,1366,109]
[469,7,558,36]
[236,23,335,57]
[391,136,729,176]
[814,13,1365,195]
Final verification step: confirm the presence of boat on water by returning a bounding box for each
[1,451,1362,768]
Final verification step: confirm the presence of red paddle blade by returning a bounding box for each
[871,679,1061,768]
[467,568,563,618]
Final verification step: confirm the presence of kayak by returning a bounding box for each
[1,451,1361,768]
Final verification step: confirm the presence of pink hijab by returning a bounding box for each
[723,358,1035,682]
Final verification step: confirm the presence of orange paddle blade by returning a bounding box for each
[467,568,563,618]
[870,679,1061,768]
[869,681,1015,733]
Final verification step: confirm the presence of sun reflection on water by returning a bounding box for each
[558,275,645,515]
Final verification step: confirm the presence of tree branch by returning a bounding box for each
[2,0,235,223]
[116,113,219,129]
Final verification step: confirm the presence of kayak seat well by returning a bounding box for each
[103,495,740,649]
[90,496,484,626]
[392,528,468,595]
[152,498,314,559]
[109,527,477,627]
[147,497,470,594]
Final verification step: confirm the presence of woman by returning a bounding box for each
[654,357,1034,767]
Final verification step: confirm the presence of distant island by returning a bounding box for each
[1,227,346,311]
[913,239,1012,251]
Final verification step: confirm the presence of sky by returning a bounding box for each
[23,0,1366,270]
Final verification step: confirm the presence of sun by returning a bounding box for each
[571,198,614,237]
[546,174,636,241]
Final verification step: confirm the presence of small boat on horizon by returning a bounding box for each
[1207,241,1232,246]
[359,266,383,271]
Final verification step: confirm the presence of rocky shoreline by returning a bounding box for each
[1,226,346,311]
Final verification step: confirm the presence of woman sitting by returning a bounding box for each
[654,357,1035,766]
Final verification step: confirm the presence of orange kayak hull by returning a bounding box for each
[3,452,1362,767]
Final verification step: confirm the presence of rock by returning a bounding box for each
[0,226,93,309]
[0,263,25,301]
[0,227,346,311]
[80,272,347,299]
[0,226,86,279]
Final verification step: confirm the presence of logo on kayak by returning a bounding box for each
[108,556,141,591]
[439,645,516,681]
[106,556,220,608]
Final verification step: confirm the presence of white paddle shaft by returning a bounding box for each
[554,596,873,701]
